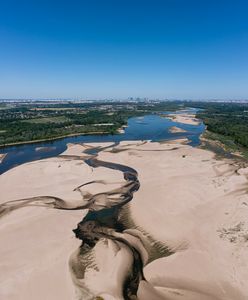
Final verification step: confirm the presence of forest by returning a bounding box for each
[0,101,180,146]
[1,100,248,151]
[188,101,248,152]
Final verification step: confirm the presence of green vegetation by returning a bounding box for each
[22,116,70,124]
[202,131,248,158]
[0,103,14,110]
[186,101,248,157]
[0,101,181,146]
[2,100,247,155]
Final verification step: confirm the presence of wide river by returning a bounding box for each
[0,111,205,174]
[0,110,205,298]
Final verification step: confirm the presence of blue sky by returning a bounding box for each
[0,0,248,99]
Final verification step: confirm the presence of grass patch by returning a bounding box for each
[30,107,78,111]
[0,105,14,110]
[203,131,248,159]
[23,116,70,124]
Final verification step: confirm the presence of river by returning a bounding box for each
[0,111,205,174]
[0,111,205,298]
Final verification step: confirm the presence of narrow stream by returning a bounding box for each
[72,149,144,299]
[0,143,163,299]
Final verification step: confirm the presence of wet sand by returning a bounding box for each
[0,140,248,299]
[0,153,7,163]
[168,126,187,133]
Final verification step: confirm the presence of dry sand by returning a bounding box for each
[0,153,7,163]
[166,113,200,125]
[0,140,248,299]
[98,141,248,299]
[168,126,187,133]
[0,143,125,300]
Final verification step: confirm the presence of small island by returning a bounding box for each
[0,153,7,163]
[166,112,200,125]
[168,126,187,133]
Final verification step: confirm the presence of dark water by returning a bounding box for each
[0,110,204,298]
[0,112,205,174]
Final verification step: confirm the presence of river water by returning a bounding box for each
[0,112,205,174]
[0,110,205,298]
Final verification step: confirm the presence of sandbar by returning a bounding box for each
[0,140,248,299]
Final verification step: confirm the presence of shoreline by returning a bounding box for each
[0,110,200,149]
[1,111,248,299]
[165,111,201,126]
[98,140,248,299]
[0,130,122,149]
[199,131,248,161]
[1,140,248,299]
[0,111,200,149]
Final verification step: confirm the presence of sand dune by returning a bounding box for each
[0,141,248,299]
[0,145,125,300]
[98,141,248,299]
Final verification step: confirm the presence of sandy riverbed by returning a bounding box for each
[166,113,200,125]
[0,140,248,299]
[99,141,248,299]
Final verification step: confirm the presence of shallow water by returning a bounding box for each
[0,112,205,174]
[0,112,205,298]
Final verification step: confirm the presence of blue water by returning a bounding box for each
[0,113,205,174]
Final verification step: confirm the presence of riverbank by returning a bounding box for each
[95,141,248,299]
[0,111,200,149]
[200,130,248,159]
[0,130,113,148]
[0,143,126,300]
[0,140,247,299]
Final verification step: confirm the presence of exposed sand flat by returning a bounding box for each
[0,148,126,300]
[161,138,189,145]
[35,146,56,152]
[97,141,248,299]
[0,153,7,163]
[168,126,187,133]
[0,140,248,299]
[167,113,200,125]
[0,207,82,300]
